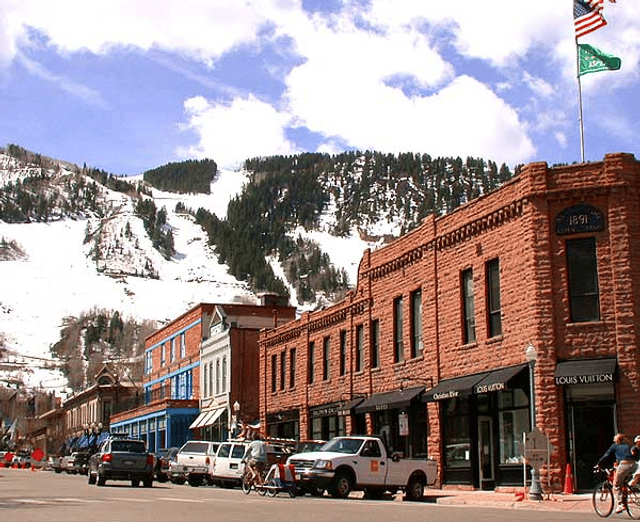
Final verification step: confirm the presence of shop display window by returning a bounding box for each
[498,389,528,464]
[443,397,471,468]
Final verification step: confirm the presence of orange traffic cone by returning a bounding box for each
[564,463,574,494]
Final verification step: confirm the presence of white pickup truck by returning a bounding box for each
[286,436,437,500]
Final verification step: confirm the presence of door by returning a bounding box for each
[358,439,387,486]
[478,416,495,490]
[570,404,615,491]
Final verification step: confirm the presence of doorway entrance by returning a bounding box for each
[569,403,615,491]
[478,416,495,490]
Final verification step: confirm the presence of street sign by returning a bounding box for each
[524,428,551,470]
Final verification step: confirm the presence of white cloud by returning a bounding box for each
[178,94,297,168]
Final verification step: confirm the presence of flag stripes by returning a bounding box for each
[574,0,607,39]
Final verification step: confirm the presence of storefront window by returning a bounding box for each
[498,389,528,464]
[442,397,471,468]
[311,415,345,441]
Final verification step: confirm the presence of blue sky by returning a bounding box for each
[0,0,637,175]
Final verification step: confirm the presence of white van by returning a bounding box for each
[209,440,295,488]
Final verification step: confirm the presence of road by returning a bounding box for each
[0,467,599,522]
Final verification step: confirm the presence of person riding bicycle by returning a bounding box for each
[628,436,640,488]
[244,438,267,486]
[598,433,637,513]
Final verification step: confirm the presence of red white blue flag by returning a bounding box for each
[574,0,607,39]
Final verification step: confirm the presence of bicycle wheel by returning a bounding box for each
[626,487,640,519]
[265,478,277,497]
[241,471,252,495]
[593,481,614,518]
[257,469,268,496]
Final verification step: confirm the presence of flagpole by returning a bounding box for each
[576,40,585,163]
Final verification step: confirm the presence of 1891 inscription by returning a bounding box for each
[556,204,604,235]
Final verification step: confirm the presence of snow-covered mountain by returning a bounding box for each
[0,153,379,395]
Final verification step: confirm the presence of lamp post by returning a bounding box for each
[525,342,543,501]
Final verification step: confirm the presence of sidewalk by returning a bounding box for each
[422,489,593,513]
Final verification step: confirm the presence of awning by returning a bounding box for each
[310,398,364,418]
[188,411,209,430]
[555,358,617,385]
[423,364,528,402]
[355,386,424,414]
[473,364,528,394]
[423,371,491,402]
[200,407,225,428]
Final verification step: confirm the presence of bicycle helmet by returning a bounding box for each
[634,435,640,443]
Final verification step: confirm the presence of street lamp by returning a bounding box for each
[525,342,543,501]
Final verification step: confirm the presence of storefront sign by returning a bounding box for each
[474,382,506,394]
[555,204,604,235]
[555,373,614,385]
[431,390,459,400]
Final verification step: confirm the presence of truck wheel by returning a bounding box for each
[330,471,352,499]
[406,475,425,501]
[188,474,203,487]
[143,476,153,488]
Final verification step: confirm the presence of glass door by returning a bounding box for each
[478,416,495,490]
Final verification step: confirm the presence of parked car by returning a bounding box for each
[60,454,76,473]
[71,451,91,475]
[87,437,154,487]
[154,447,179,483]
[171,441,219,487]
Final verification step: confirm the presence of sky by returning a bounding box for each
[0,0,638,175]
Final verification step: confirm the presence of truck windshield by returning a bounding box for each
[322,438,365,455]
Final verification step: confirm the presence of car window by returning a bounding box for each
[111,441,146,453]
[180,442,209,454]
[322,438,364,455]
[217,444,231,458]
[231,444,246,458]
[207,444,219,455]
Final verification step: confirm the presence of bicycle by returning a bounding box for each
[593,466,640,518]
[241,462,268,496]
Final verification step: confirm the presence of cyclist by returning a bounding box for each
[628,436,640,487]
[244,438,267,486]
[598,433,636,513]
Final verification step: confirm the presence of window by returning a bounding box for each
[498,389,529,464]
[371,319,380,369]
[171,338,176,361]
[339,330,347,376]
[208,362,213,397]
[462,269,476,344]
[308,342,315,384]
[180,333,186,358]
[222,356,227,393]
[161,343,166,366]
[271,354,277,393]
[323,337,330,381]
[567,237,600,322]
[410,289,423,358]
[355,324,364,372]
[393,297,404,363]
[280,351,286,391]
[442,396,471,469]
[289,348,296,388]
[486,259,502,337]
[203,362,208,397]
[216,359,220,395]
[146,350,153,374]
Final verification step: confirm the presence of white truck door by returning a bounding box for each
[357,440,387,486]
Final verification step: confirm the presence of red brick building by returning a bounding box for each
[259,152,640,492]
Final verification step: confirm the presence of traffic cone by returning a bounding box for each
[564,463,574,494]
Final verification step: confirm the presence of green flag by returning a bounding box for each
[578,44,621,76]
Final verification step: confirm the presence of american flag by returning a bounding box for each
[574,0,607,39]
